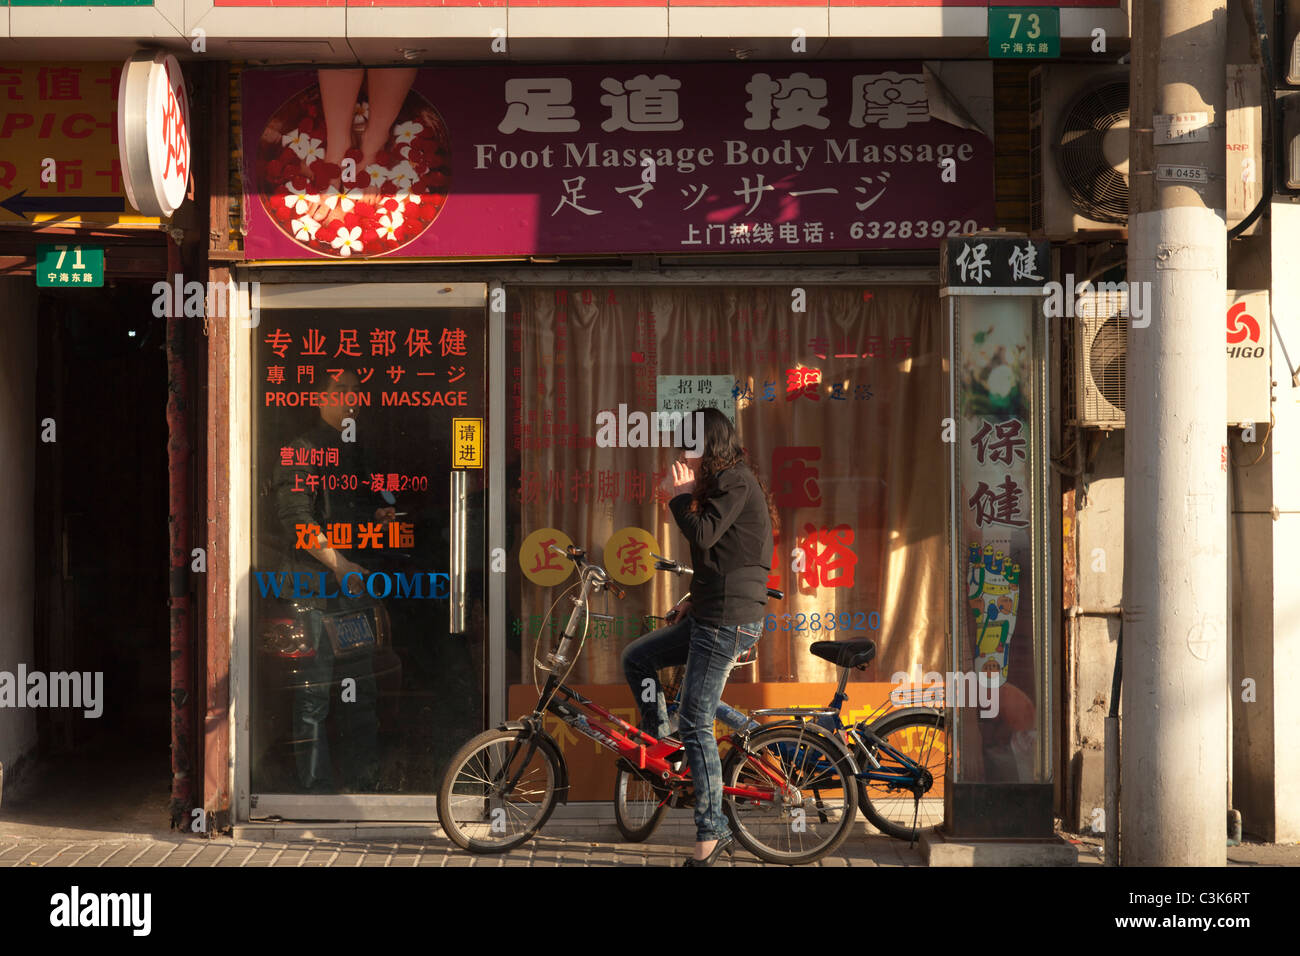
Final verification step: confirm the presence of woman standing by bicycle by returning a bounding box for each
[621,407,778,866]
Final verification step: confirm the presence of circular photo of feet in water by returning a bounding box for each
[256,76,451,258]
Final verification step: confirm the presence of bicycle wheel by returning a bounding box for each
[722,724,858,865]
[438,727,561,853]
[613,765,670,842]
[856,709,947,841]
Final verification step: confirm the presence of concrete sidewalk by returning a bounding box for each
[1,813,1293,867]
[1,770,1294,867]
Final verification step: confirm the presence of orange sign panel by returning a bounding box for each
[0,62,160,226]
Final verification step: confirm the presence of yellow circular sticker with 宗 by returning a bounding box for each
[519,528,575,587]
[604,527,661,587]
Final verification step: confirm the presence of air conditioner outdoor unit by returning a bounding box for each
[1072,289,1128,428]
[1030,66,1130,241]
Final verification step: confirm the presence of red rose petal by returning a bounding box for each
[360,226,379,244]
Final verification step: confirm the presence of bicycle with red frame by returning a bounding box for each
[436,542,859,864]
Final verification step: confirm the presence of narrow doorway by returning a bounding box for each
[17,279,172,832]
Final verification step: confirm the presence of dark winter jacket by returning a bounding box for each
[668,463,773,625]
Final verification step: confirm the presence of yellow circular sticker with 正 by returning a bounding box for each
[519,528,575,587]
[604,527,661,587]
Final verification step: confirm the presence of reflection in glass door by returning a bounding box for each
[248,283,487,818]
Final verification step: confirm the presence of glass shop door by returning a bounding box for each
[247,282,487,820]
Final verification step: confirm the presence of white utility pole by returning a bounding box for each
[1123,0,1229,865]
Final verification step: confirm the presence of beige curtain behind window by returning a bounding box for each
[511,285,946,687]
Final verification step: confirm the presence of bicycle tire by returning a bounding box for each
[437,727,561,853]
[855,708,947,841]
[722,724,858,865]
[613,765,670,842]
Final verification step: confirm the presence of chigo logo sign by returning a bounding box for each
[1226,299,1263,358]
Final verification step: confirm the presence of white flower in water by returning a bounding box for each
[297,137,325,165]
[280,128,308,151]
[283,182,320,216]
[331,226,363,256]
[364,163,391,187]
[377,211,404,241]
[321,184,363,213]
[394,187,421,208]
[393,121,424,145]
[291,216,321,241]
[353,101,370,124]
[388,160,420,191]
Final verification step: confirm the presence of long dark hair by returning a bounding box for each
[688,408,780,536]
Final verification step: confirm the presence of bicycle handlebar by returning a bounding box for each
[652,552,783,602]
[549,543,625,599]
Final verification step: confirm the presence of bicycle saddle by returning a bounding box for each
[809,638,876,670]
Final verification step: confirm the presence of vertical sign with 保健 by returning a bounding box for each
[942,234,1053,838]
[453,417,483,468]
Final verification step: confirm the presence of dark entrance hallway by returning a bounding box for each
[4,280,173,832]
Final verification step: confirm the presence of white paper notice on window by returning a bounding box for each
[657,375,736,423]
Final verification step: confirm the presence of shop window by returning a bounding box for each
[503,285,949,795]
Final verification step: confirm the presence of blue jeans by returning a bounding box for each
[622,615,764,842]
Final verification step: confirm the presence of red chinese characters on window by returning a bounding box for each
[796,523,857,589]
[616,537,649,578]
[785,366,821,402]
[771,446,822,509]
[529,538,564,575]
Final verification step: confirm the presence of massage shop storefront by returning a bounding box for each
[228,58,1051,827]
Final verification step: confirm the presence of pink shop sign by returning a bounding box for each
[241,62,995,260]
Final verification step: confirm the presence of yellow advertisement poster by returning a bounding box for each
[0,62,161,226]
